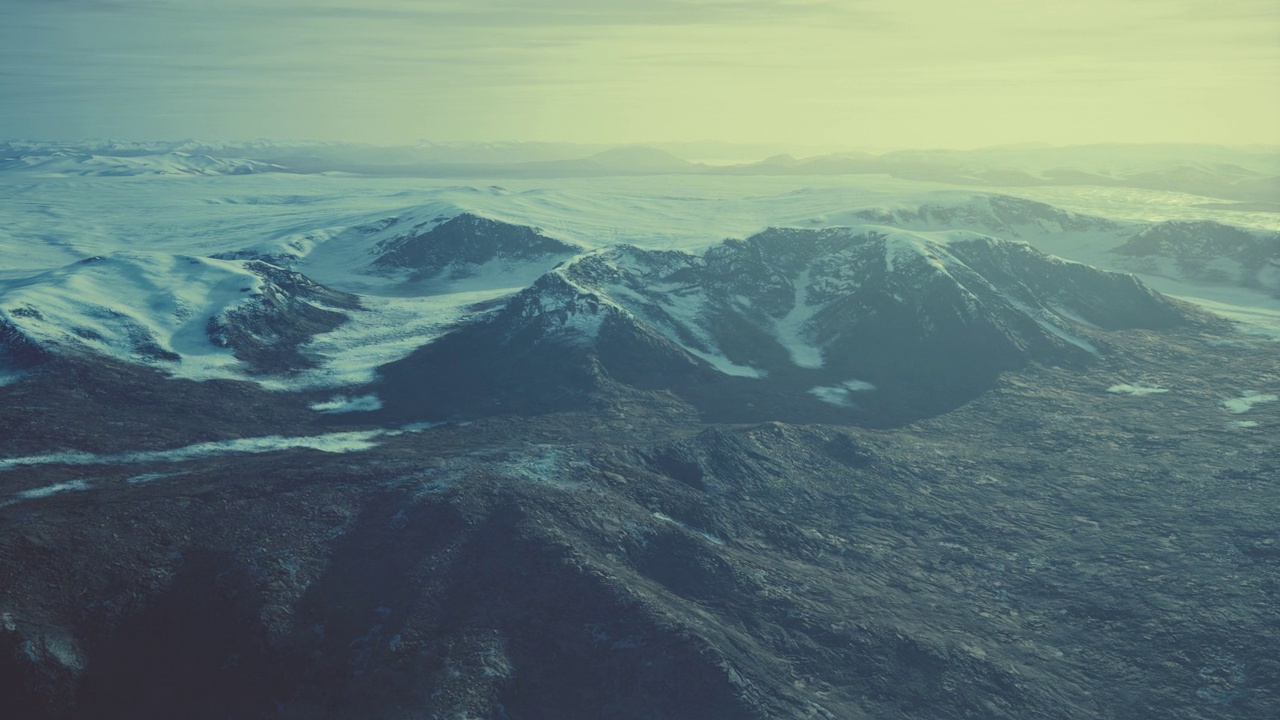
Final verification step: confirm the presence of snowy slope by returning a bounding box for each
[0,253,358,379]
[1,253,265,376]
[0,200,587,389]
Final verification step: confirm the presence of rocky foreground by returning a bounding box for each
[1,320,1276,719]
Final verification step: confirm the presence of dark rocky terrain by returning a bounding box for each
[1,212,1277,720]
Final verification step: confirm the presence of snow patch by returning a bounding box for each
[383,421,446,436]
[310,394,382,413]
[1007,297,1100,355]
[1049,304,1102,330]
[0,423,446,472]
[881,229,986,275]
[652,512,725,545]
[687,348,767,378]
[17,480,92,500]
[125,472,186,484]
[1,479,94,509]
[1107,384,1170,396]
[1222,392,1278,414]
[256,291,506,391]
[809,379,877,406]
[0,368,28,387]
[774,268,825,369]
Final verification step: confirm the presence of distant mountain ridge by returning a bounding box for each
[3,140,1276,203]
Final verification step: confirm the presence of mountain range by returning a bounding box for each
[0,173,1276,719]
[4,141,1277,205]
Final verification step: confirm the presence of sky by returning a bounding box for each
[1,0,1277,149]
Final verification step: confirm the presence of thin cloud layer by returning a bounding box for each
[1,0,1276,147]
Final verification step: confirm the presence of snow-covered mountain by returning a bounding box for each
[1111,221,1280,296]
[0,211,588,389]
[377,225,1191,423]
[0,254,356,378]
[3,173,1272,399]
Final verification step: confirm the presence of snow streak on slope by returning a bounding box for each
[774,269,825,369]
[0,423,445,475]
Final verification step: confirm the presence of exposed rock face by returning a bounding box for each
[371,213,580,280]
[206,262,360,374]
[0,318,51,369]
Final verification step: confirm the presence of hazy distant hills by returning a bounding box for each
[0,149,283,176]
[714,146,1280,205]
[3,140,1277,204]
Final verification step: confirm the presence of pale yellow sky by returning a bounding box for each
[2,0,1277,147]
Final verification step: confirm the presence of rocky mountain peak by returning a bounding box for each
[371,213,580,280]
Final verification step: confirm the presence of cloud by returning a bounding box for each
[0,0,1275,145]
[3,0,865,27]
[261,0,865,27]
